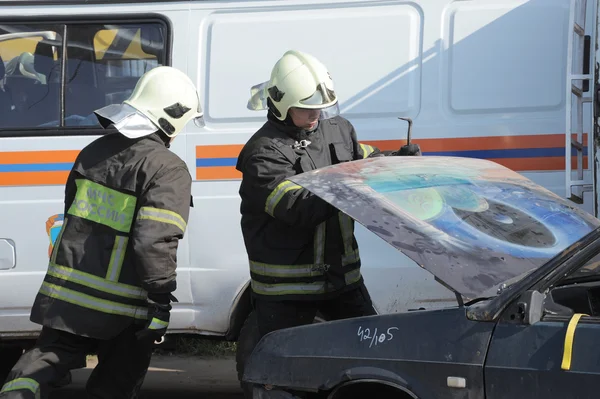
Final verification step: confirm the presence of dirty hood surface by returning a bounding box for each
[288,156,600,301]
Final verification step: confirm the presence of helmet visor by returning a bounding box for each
[317,102,340,120]
[299,83,337,107]
[246,80,339,120]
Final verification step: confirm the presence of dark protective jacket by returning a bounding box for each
[30,131,192,340]
[236,113,381,301]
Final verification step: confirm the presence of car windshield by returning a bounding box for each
[289,156,600,301]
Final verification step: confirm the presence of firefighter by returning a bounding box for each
[0,66,204,399]
[235,50,421,392]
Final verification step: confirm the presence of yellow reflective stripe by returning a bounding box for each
[345,268,362,285]
[359,143,368,158]
[314,222,326,266]
[251,269,361,296]
[39,281,147,320]
[137,206,187,232]
[338,213,359,266]
[342,249,360,266]
[47,263,146,300]
[338,213,353,255]
[106,236,128,282]
[50,216,68,264]
[250,261,325,277]
[561,313,588,370]
[67,179,137,233]
[1,378,39,397]
[359,143,374,158]
[265,180,302,216]
[248,222,326,279]
[251,280,327,295]
[148,317,169,330]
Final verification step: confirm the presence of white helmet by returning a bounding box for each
[95,66,204,139]
[247,50,340,121]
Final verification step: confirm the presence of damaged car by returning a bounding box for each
[242,156,600,399]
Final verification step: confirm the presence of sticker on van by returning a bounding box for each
[45,214,64,257]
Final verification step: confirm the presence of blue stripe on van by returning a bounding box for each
[425,147,587,159]
[196,158,238,167]
[0,163,74,172]
[193,147,587,166]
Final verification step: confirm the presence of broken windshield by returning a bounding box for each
[288,156,600,301]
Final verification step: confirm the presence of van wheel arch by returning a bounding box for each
[225,281,252,341]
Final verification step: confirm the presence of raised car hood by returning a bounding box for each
[288,156,600,301]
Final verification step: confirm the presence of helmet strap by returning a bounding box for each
[155,130,171,148]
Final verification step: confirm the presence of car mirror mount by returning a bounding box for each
[516,290,545,325]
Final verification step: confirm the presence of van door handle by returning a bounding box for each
[0,239,16,270]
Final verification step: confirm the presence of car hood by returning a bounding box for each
[288,156,600,301]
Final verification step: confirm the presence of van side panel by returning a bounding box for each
[0,0,595,339]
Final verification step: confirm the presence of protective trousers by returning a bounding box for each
[0,325,153,399]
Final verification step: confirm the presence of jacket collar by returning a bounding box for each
[144,131,171,148]
[267,111,319,141]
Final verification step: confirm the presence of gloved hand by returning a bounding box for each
[393,143,421,156]
[136,293,176,342]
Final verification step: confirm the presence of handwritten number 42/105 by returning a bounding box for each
[357,326,399,348]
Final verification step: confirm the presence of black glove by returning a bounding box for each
[136,293,177,342]
[393,143,421,156]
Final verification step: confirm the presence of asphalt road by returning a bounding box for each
[49,355,244,398]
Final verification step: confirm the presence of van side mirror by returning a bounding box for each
[516,290,545,325]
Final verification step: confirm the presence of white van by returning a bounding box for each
[0,0,597,378]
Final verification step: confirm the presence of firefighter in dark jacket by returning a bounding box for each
[0,66,204,399]
[235,50,421,390]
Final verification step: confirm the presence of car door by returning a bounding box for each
[484,253,600,399]
[484,315,600,398]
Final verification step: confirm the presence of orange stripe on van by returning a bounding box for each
[0,171,69,186]
[196,145,244,159]
[490,156,589,172]
[0,150,79,164]
[363,133,586,153]
[195,166,242,180]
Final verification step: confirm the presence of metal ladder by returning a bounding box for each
[566,0,594,204]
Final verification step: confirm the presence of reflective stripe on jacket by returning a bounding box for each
[30,132,192,339]
[236,113,380,301]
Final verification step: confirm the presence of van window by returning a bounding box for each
[0,24,63,129]
[64,23,165,127]
[0,21,167,133]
